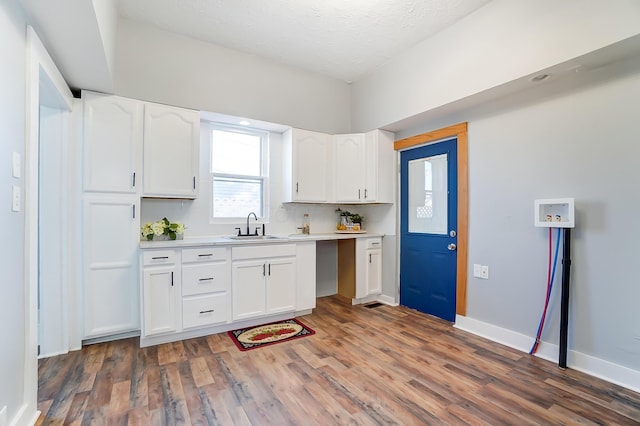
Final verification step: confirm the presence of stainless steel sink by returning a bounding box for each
[225,235,283,241]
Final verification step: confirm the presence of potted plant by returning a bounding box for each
[349,213,364,231]
[141,217,185,240]
[335,208,364,231]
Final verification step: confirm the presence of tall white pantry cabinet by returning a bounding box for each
[82,91,142,339]
[81,91,199,341]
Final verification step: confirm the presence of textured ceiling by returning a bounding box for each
[118,0,492,82]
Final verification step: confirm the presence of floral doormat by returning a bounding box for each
[227,318,315,351]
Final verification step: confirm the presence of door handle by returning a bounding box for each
[447,243,457,251]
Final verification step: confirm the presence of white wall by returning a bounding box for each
[0,0,27,423]
[115,18,352,135]
[92,0,117,79]
[39,105,68,357]
[351,0,640,132]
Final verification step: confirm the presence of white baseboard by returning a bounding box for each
[8,403,38,426]
[455,314,640,393]
[377,294,398,306]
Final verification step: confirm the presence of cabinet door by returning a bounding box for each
[366,249,382,295]
[143,103,199,198]
[334,134,366,202]
[143,265,179,336]
[83,91,142,194]
[83,196,140,338]
[266,257,296,314]
[232,260,267,321]
[293,129,331,202]
[365,130,395,203]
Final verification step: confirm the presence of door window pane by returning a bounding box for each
[408,153,448,234]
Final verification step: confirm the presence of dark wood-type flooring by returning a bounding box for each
[38,295,640,425]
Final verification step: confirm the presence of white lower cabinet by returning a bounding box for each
[140,242,313,346]
[232,244,296,321]
[142,250,180,337]
[181,247,230,329]
[182,294,227,329]
[356,237,383,299]
[266,258,296,314]
[83,196,140,339]
[366,245,382,295]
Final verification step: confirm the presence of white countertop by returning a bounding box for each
[139,232,384,249]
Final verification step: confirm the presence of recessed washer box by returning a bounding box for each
[534,198,575,228]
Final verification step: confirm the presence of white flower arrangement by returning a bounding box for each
[141,217,185,241]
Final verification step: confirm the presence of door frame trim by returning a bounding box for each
[394,122,468,316]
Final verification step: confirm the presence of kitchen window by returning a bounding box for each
[209,124,269,219]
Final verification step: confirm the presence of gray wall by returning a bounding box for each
[0,0,27,421]
[401,59,640,372]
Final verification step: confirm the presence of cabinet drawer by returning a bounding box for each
[182,247,227,263]
[232,244,296,261]
[143,250,178,266]
[182,263,227,296]
[182,294,227,329]
[365,238,382,249]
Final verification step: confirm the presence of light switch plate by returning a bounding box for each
[12,152,20,178]
[12,185,20,212]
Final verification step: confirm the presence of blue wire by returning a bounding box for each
[546,228,562,305]
[529,227,562,354]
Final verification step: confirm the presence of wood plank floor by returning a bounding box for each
[37,295,640,425]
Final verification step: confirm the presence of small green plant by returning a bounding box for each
[141,217,185,240]
[335,208,364,224]
[349,213,363,224]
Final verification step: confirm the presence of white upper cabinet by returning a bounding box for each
[334,130,395,204]
[334,134,366,202]
[143,103,199,198]
[83,91,142,194]
[283,128,332,202]
[364,129,395,204]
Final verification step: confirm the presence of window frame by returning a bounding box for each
[207,122,270,223]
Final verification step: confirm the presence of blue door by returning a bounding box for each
[400,138,458,322]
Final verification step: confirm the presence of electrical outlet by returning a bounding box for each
[480,265,489,279]
[473,264,482,278]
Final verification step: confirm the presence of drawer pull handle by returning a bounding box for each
[198,254,213,257]
[199,309,214,314]
[152,256,169,260]
[370,242,380,246]
[198,277,214,282]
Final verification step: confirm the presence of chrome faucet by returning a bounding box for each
[246,212,258,236]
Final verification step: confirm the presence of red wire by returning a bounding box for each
[532,228,553,354]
